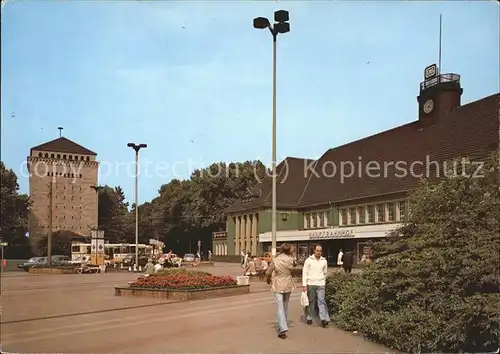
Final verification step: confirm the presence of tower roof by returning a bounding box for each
[30,137,97,156]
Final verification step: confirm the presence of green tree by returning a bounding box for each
[327,153,500,353]
[187,160,267,229]
[97,185,131,242]
[0,161,30,246]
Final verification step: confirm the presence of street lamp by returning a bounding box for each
[127,143,147,269]
[253,10,290,257]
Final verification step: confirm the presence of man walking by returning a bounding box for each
[302,245,330,328]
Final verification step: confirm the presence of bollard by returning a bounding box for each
[133,264,137,272]
[128,266,132,272]
[139,265,142,272]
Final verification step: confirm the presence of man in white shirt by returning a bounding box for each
[302,245,330,328]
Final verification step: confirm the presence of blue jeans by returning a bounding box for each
[274,292,291,334]
[306,285,330,322]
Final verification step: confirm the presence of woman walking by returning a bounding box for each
[265,243,296,339]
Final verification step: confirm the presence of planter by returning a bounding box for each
[114,285,250,301]
[27,267,75,274]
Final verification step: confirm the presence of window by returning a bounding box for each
[71,245,80,253]
[304,213,309,229]
[367,205,375,223]
[349,208,357,225]
[63,155,67,159]
[387,203,396,222]
[323,211,328,227]
[57,154,61,159]
[86,156,90,161]
[340,209,348,225]
[358,206,365,224]
[38,152,42,157]
[69,155,73,160]
[399,200,407,221]
[318,212,324,228]
[44,153,48,158]
[311,213,317,228]
[376,204,385,222]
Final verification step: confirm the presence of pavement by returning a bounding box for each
[1,263,390,353]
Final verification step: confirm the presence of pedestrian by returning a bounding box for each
[208,250,212,262]
[342,250,354,274]
[337,248,343,267]
[265,243,296,339]
[240,250,246,268]
[302,244,330,328]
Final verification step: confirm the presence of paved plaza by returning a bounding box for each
[1,263,389,353]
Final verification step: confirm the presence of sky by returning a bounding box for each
[1,0,499,205]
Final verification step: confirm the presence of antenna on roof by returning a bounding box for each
[438,13,443,74]
[57,127,63,138]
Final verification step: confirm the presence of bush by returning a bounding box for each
[130,274,236,290]
[325,153,500,353]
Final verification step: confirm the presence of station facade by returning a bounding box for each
[213,66,499,264]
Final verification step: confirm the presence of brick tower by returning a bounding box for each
[27,137,99,252]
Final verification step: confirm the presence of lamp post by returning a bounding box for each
[127,143,147,269]
[253,10,290,257]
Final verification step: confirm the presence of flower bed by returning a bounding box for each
[129,273,236,290]
[116,271,248,300]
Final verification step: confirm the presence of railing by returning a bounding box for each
[420,73,460,91]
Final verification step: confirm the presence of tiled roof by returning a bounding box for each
[31,137,97,156]
[298,93,499,207]
[225,157,314,213]
[226,93,499,214]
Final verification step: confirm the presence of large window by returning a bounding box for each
[358,206,365,224]
[376,204,385,222]
[318,212,324,228]
[387,203,396,222]
[340,209,348,226]
[399,200,407,221]
[304,213,309,229]
[311,212,317,228]
[349,208,357,225]
[367,205,375,223]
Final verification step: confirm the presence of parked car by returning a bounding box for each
[51,255,71,266]
[183,253,196,262]
[17,257,45,271]
[122,255,148,268]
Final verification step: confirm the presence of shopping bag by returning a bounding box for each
[300,291,309,307]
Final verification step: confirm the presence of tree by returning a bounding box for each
[187,160,267,229]
[97,185,131,243]
[327,152,500,353]
[0,161,30,246]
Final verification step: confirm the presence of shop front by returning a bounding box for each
[259,223,401,265]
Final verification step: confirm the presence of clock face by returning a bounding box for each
[423,99,434,114]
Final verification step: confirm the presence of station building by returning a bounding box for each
[213,66,499,264]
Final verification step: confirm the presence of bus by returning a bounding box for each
[70,242,154,264]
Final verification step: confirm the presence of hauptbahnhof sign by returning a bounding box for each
[309,229,355,240]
